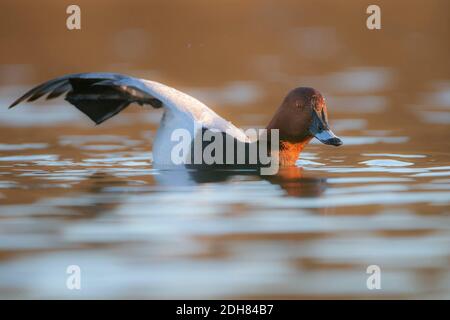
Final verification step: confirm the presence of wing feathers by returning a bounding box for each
[8,73,162,124]
[47,81,71,99]
[9,77,66,108]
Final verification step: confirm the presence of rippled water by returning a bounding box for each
[1,0,450,299]
[0,92,449,299]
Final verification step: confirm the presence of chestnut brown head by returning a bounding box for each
[267,87,342,146]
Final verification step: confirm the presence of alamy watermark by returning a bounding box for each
[65,4,382,31]
[66,5,81,30]
[366,5,381,30]
[169,124,280,175]
[366,265,381,290]
[66,265,81,290]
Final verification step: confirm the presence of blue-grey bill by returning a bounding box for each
[314,129,343,146]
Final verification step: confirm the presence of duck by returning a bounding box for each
[8,72,342,169]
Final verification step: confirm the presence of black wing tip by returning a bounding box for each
[9,99,22,109]
[8,92,56,109]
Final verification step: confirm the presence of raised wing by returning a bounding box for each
[9,73,162,124]
[8,72,248,141]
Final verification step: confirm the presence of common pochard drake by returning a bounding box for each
[9,73,342,167]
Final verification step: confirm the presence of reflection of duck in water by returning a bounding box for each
[157,166,327,198]
[10,72,342,169]
[263,167,327,198]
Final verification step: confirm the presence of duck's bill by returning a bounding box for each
[314,129,343,146]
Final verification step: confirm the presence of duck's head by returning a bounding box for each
[266,87,342,165]
[267,87,342,147]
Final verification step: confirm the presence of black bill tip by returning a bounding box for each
[313,129,343,147]
[322,137,343,146]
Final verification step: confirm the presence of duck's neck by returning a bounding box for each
[266,112,312,166]
[264,131,311,166]
[278,139,310,166]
